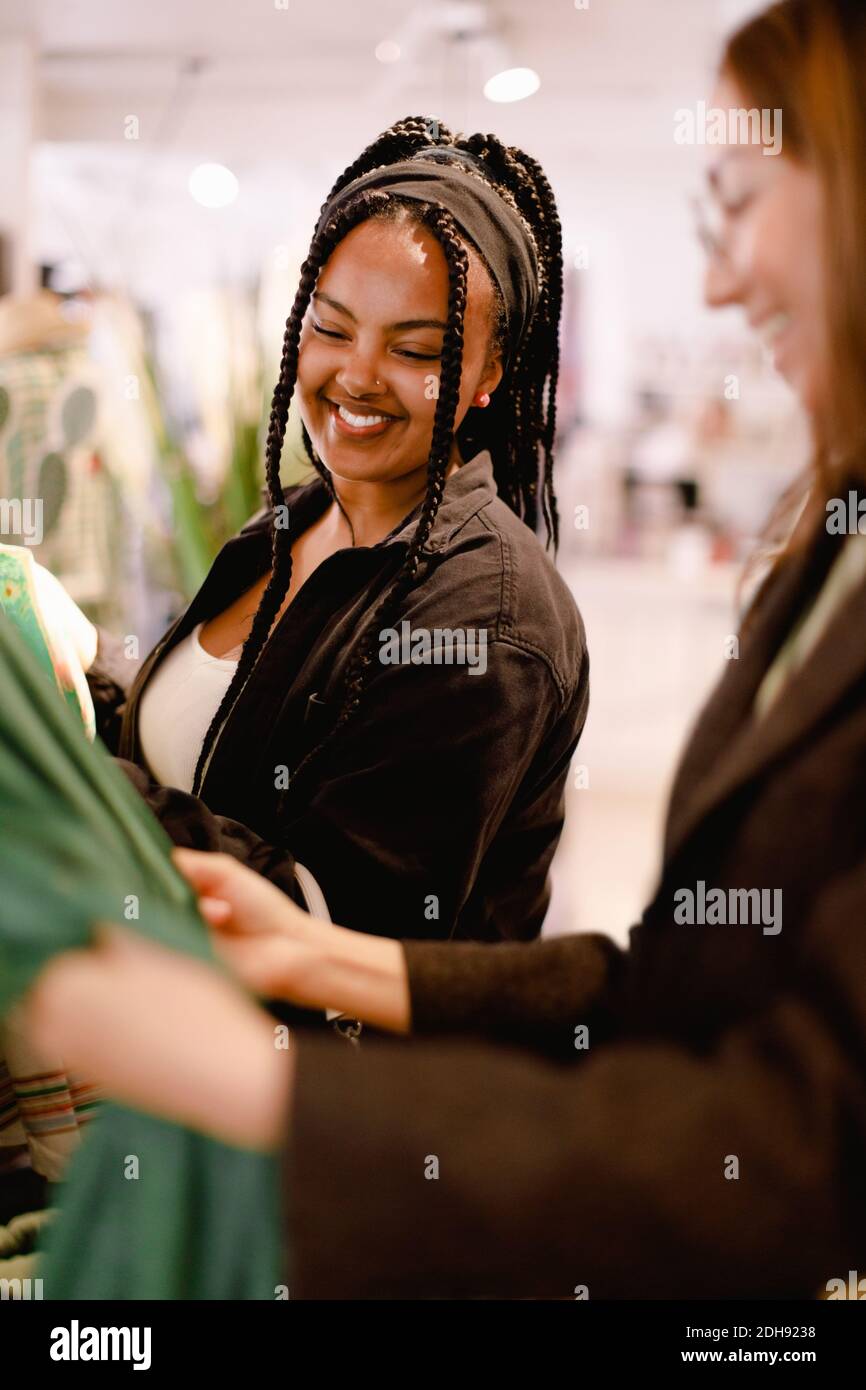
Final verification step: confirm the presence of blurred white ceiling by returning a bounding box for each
[8,0,765,167]
[0,0,771,411]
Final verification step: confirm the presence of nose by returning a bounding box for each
[703,249,744,311]
[335,340,385,398]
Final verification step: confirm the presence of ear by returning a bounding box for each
[479,353,505,399]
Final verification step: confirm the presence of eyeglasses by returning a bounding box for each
[690,191,729,262]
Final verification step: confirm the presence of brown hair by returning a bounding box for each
[721,0,866,601]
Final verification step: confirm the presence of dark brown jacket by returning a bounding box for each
[287,517,866,1299]
[88,450,587,945]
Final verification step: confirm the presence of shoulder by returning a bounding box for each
[413,494,586,708]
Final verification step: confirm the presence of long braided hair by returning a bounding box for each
[191,115,565,801]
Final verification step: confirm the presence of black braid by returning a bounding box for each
[190,270,307,794]
[288,201,468,799]
[192,115,564,803]
[191,184,426,794]
[459,131,563,548]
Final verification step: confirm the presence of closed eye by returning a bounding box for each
[720,190,755,216]
[312,324,440,361]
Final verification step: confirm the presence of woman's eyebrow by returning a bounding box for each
[313,292,447,331]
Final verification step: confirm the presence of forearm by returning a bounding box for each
[305,925,412,1035]
[295,925,624,1057]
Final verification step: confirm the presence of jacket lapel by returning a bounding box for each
[662,522,866,866]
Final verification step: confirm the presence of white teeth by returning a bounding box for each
[336,403,390,428]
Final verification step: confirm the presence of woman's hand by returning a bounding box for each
[32,562,98,672]
[172,848,336,1004]
[173,848,413,1034]
[23,924,293,1151]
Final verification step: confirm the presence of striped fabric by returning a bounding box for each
[0,1013,102,1183]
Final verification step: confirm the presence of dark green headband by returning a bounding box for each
[314,148,541,369]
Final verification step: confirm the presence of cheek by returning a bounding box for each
[766,217,812,311]
[733,201,788,297]
[392,366,442,422]
[742,178,824,317]
[296,334,328,393]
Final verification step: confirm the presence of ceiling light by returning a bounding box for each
[375,40,401,63]
[188,163,239,209]
[483,66,540,103]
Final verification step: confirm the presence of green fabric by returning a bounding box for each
[0,612,282,1298]
[0,544,91,732]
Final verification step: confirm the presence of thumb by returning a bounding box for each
[172,848,239,897]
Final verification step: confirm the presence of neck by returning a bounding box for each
[326,439,463,547]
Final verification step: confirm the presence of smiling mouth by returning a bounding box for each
[326,399,403,439]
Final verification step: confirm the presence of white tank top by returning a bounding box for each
[137,622,240,793]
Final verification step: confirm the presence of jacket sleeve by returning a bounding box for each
[401,931,628,1060]
[289,636,587,943]
[114,759,303,906]
[86,627,143,755]
[285,860,866,1299]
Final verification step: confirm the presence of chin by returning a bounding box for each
[321,450,396,483]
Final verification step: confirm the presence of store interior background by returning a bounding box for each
[0,0,804,944]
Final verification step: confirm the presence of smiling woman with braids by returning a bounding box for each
[22,0,866,1301]
[63,117,586,986]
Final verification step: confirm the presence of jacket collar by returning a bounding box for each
[381,449,497,554]
[663,507,866,866]
[121,452,497,764]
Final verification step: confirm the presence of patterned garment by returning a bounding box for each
[0,1014,102,1183]
[0,544,95,738]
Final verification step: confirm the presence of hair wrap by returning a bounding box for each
[313,149,541,368]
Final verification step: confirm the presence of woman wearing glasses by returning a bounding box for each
[24,0,866,1297]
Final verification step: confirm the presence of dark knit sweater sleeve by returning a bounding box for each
[401,932,628,1060]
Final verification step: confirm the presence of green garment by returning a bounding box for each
[0,612,282,1299]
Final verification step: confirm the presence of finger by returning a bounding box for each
[174,848,275,917]
[172,848,236,893]
[198,896,233,927]
[174,847,309,939]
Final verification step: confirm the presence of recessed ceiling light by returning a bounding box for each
[189,163,239,209]
[483,67,540,103]
[375,40,401,63]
